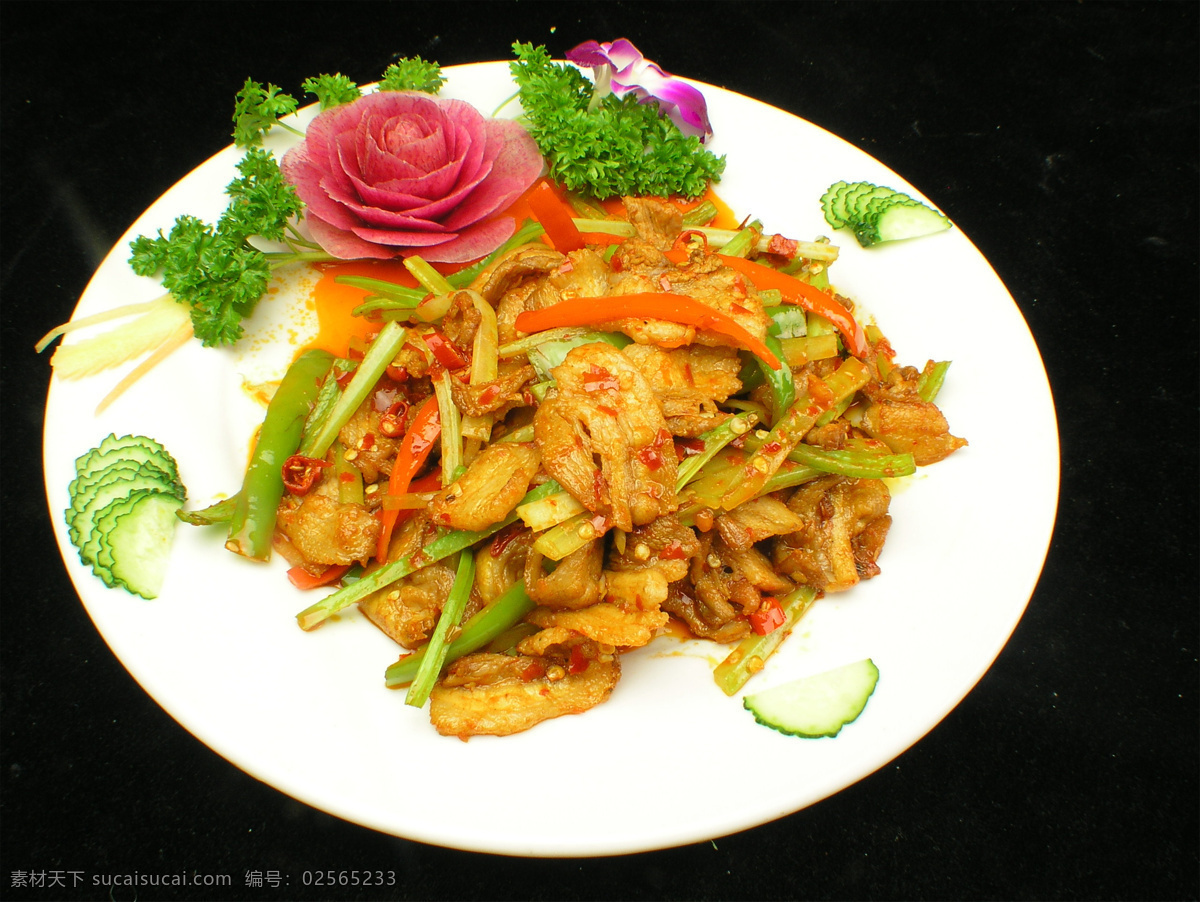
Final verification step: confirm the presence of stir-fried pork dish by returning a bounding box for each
[275,195,965,738]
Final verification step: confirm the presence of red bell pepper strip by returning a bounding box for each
[748,596,786,635]
[663,229,710,264]
[514,292,781,370]
[287,563,351,590]
[715,254,869,358]
[375,395,441,562]
[527,180,586,253]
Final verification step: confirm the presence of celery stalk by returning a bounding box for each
[461,291,500,441]
[299,321,407,459]
[516,490,586,531]
[433,369,462,484]
[385,581,536,687]
[675,413,758,493]
[405,550,475,708]
[531,512,595,561]
[917,360,952,403]
[713,586,818,695]
[335,275,425,305]
[403,256,455,296]
[720,358,871,509]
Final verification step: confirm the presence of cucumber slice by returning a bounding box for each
[67,462,152,539]
[828,180,861,228]
[62,434,186,596]
[744,658,879,738]
[76,442,180,484]
[94,490,158,582]
[74,433,171,473]
[104,491,186,599]
[844,183,902,221]
[820,180,951,247]
[871,203,952,244]
[820,180,850,228]
[74,468,183,569]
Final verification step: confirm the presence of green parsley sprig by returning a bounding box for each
[302,73,362,111]
[379,56,447,94]
[232,79,304,148]
[128,149,328,346]
[509,42,725,200]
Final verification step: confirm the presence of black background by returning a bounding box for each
[2,2,1197,900]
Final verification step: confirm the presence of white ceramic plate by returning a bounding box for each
[43,62,1059,857]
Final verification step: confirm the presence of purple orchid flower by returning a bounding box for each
[566,38,714,143]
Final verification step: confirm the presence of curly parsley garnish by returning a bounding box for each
[302,73,363,111]
[128,149,317,346]
[232,79,303,147]
[379,56,447,94]
[509,42,725,200]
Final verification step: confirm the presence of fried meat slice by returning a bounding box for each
[534,342,677,532]
[428,647,619,738]
[772,475,893,592]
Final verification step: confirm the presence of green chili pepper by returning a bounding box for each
[226,349,334,560]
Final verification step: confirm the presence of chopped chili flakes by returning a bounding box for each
[568,645,590,674]
[749,596,786,635]
[583,364,620,392]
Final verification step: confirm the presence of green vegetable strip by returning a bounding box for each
[500,327,604,359]
[681,200,718,227]
[333,440,365,504]
[755,334,795,426]
[404,256,455,296]
[675,414,758,493]
[779,334,840,368]
[177,494,239,527]
[738,435,916,479]
[715,225,758,258]
[757,288,784,307]
[405,550,476,708]
[531,512,593,561]
[692,228,840,263]
[806,311,836,339]
[297,358,353,452]
[351,298,421,320]
[917,360,952,403]
[299,321,407,459]
[713,586,818,696]
[334,276,425,305]
[678,453,821,520]
[494,424,536,444]
[721,358,871,509]
[813,393,856,430]
[226,349,334,560]
[296,481,560,630]
[570,218,636,237]
[756,462,824,495]
[385,580,536,687]
[433,369,463,483]
[517,491,586,531]
[461,292,500,441]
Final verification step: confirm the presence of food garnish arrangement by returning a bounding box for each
[40,40,962,740]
